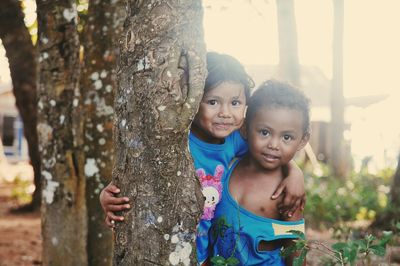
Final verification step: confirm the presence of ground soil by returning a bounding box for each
[0,181,41,266]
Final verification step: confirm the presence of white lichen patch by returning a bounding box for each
[51,237,58,246]
[49,100,56,107]
[105,85,112,93]
[164,234,170,241]
[38,100,43,110]
[43,158,56,169]
[94,80,103,90]
[137,56,150,71]
[157,216,163,223]
[166,71,172,78]
[121,119,126,127]
[37,123,53,146]
[41,37,49,44]
[96,124,104,132]
[90,72,99,80]
[84,158,99,177]
[171,234,179,244]
[43,179,59,204]
[95,98,113,116]
[98,138,106,145]
[157,105,166,111]
[59,115,65,124]
[168,236,193,266]
[100,70,108,78]
[63,4,77,22]
[177,171,181,176]
[73,98,79,107]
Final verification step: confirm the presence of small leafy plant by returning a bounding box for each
[281,227,397,266]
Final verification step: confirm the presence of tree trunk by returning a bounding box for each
[81,0,126,265]
[0,0,41,211]
[113,1,206,265]
[331,0,346,178]
[276,0,300,86]
[36,1,87,265]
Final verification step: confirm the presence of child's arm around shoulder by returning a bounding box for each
[272,160,305,218]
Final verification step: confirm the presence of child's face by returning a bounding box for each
[191,82,246,143]
[246,106,309,170]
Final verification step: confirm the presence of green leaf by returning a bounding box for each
[369,245,386,257]
[396,222,400,230]
[210,256,227,265]
[281,244,298,257]
[293,249,307,266]
[332,242,347,251]
[287,230,306,240]
[225,257,240,265]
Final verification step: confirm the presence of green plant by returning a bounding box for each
[281,230,395,266]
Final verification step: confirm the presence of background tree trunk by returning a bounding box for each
[0,0,41,211]
[36,0,87,264]
[331,0,346,178]
[113,1,206,264]
[80,0,126,265]
[276,0,300,86]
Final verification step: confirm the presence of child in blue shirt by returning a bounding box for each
[99,53,306,265]
[209,80,310,265]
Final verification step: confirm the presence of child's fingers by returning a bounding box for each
[106,196,129,205]
[106,184,121,194]
[271,183,285,199]
[286,198,302,218]
[107,211,124,222]
[104,216,115,228]
[107,203,131,212]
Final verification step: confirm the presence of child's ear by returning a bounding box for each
[297,132,310,151]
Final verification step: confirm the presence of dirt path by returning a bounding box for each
[0,182,41,266]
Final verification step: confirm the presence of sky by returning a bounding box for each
[1,0,399,170]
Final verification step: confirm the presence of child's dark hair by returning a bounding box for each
[246,80,311,134]
[205,52,254,100]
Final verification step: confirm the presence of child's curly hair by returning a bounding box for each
[246,79,311,134]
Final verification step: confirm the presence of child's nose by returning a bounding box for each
[267,138,280,150]
[218,104,231,118]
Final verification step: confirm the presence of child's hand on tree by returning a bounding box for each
[99,182,130,228]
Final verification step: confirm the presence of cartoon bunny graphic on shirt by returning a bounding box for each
[196,165,224,220]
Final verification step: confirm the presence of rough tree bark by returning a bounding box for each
[113,1,206,265]
[276,0,300,86]
[331,0,346,178]
[36,1,87,264]
[80,0,125,265]
[0,0,41,211]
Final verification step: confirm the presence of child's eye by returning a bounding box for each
[207,99,217,105]
[231,100,241,106]
[283,135,293,141]
[259,129,270,136]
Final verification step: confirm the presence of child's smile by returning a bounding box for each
[191,81,246,143]
[247,106,308,170]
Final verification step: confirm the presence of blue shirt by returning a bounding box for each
[209,159,305,266]
[189,130,247,264]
